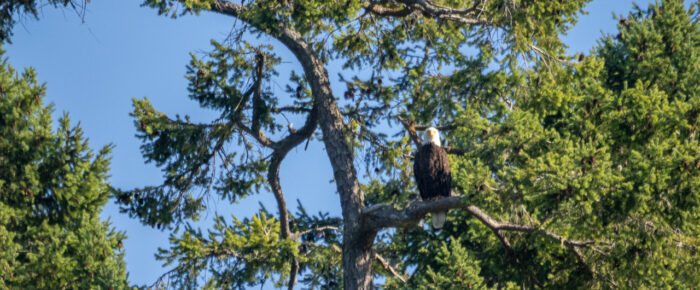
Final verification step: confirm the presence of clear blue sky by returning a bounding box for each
[5,0,665,286]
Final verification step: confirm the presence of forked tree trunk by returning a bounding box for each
[208,3,379,287]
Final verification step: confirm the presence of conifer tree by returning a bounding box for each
[0,49,129,288]
[118,0,699,288]
[0,0,89,43]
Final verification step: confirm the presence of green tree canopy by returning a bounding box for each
[118,0,699,288]
[0,49,129,288]
[0,0,89,43]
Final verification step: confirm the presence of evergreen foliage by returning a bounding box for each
[0,0,89,43]
[120,0,699,288]
[0,49,129,288]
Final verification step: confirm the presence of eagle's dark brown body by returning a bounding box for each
[414,143,451,202]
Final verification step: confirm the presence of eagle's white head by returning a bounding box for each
[422,127,441,147]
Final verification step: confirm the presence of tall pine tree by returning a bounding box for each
[118,0,698,288]
[0,49,129,288]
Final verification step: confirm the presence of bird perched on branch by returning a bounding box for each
[414,127,451,229]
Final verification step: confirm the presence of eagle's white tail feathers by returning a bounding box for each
[432,211,446,229]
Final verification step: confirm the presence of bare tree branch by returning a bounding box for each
[405,0,482,16]
[362,196,604,249]
[275,105,312,113]
[265,106,318,289]
[374,252,407,283]
[195,7,321,289]
[364,2,412,17]
[251,48,266,134]
[290,225,342,241]
[444,147,467,155]
[149,264,183,289]
[149,247,243,289]
[413,123,459,131]
[236,120,274,147]
[397,116,422,147]
[364,0,488,25]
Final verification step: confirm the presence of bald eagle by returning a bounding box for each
[414,127,451,229]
